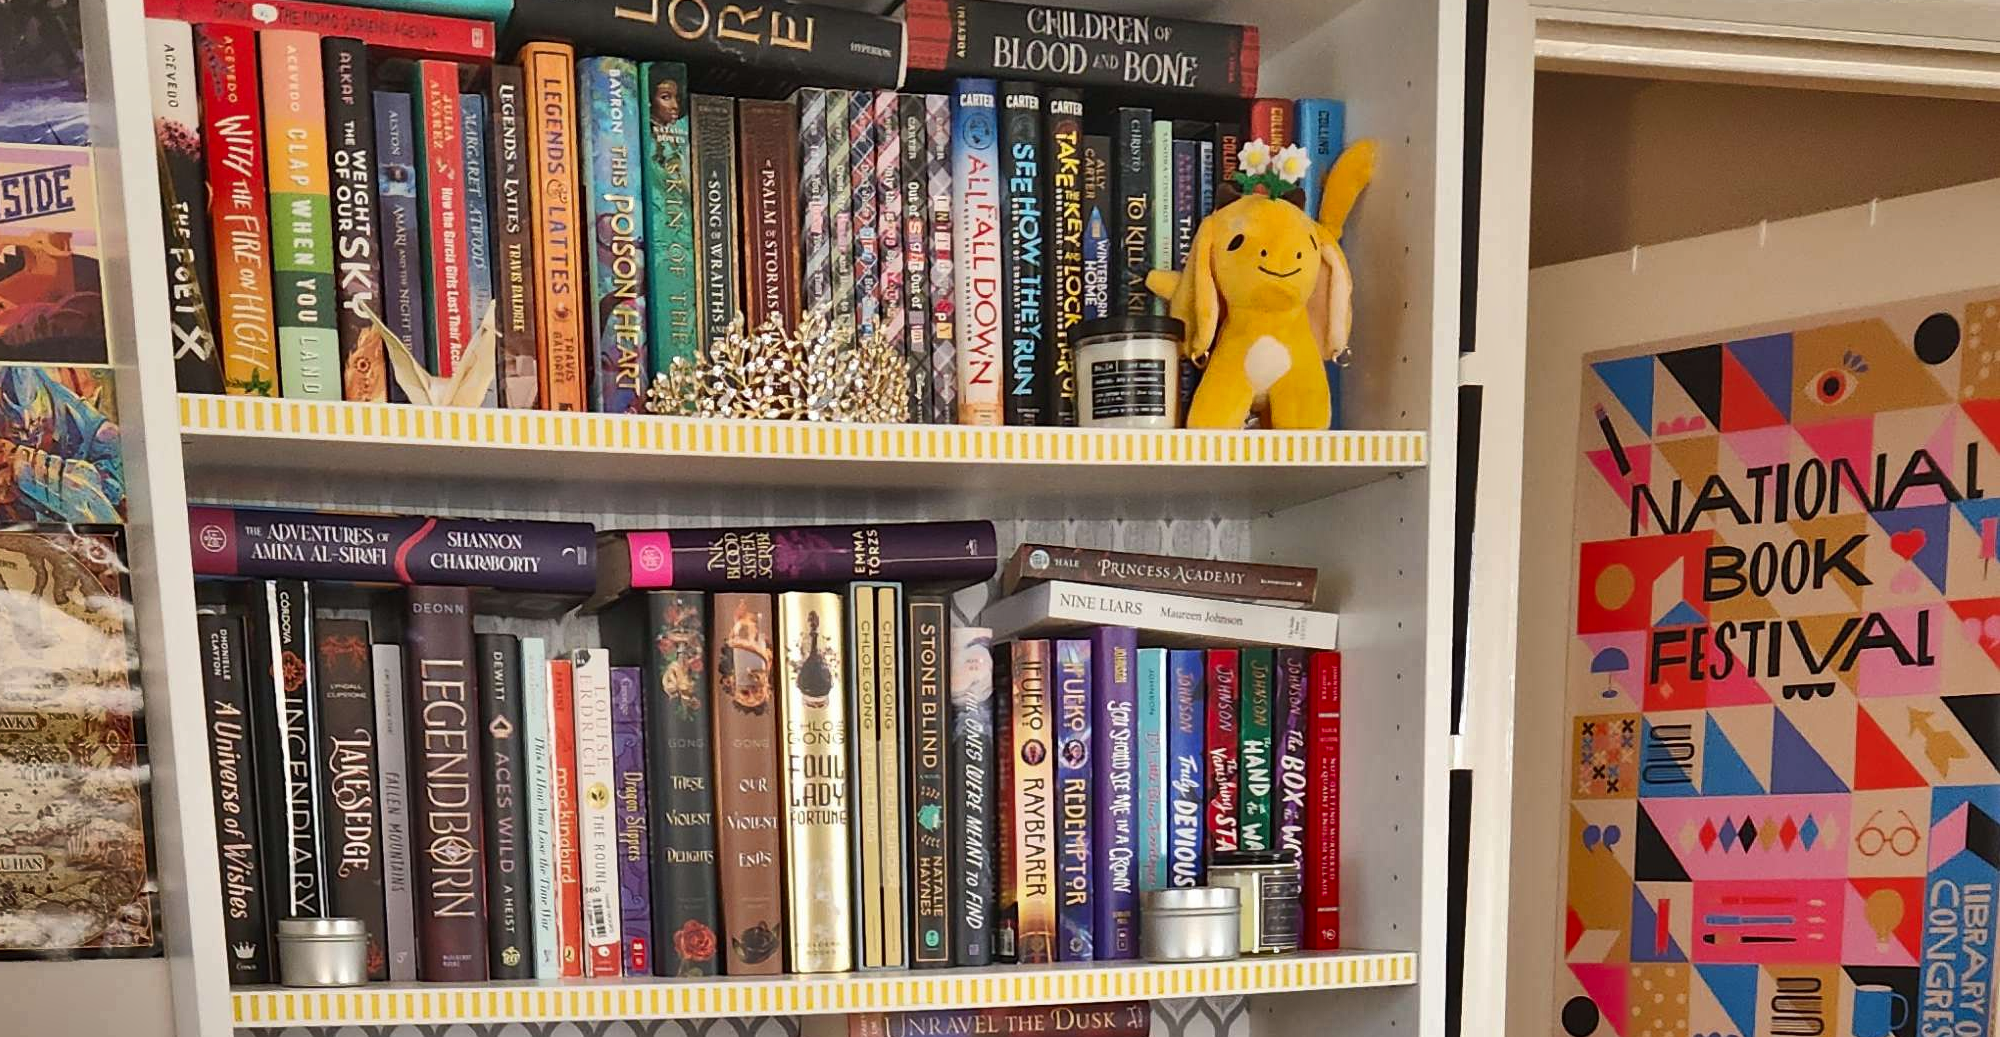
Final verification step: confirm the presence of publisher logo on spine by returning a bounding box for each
[199,524,229,554]
[1028,548,1050,572]
[638,542,666,574]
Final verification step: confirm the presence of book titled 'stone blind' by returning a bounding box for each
[908,594,952,967]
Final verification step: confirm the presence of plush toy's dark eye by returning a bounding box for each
[1226,234,1245,252]
[1259,248,1268,257]
[1310,236,1319,249]
[1295,251,1303,259]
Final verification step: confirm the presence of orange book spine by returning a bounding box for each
[520,42,587,412]
[548,657,585,977]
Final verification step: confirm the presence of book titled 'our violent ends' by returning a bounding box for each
[189,505,596,594]
[591,521,998,606]
[902,0,1258,98]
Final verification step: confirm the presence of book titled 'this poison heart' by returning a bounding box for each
[578,57,650,415]
[187,505,597,594]
[591,521,998,606]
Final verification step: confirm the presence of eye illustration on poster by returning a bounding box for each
[0,364,123,523]
[1558,289,2000,1037]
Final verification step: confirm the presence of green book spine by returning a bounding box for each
[261,30,340,398]
[1237,647,1275,851]
[641,62,700,373]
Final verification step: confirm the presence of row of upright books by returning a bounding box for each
[147,0,1353,425]
[185,506,1341,982]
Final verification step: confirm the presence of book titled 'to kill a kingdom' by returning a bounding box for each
[187,505,597,594]
[588,520,999,607]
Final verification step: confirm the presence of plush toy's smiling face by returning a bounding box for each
[1210,195,1323,310]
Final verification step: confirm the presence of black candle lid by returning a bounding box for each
[1210,849,1298,867]
[1072,315,1185,343]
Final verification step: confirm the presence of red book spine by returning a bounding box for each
[1204,649,1239,856]
[1304,651,1340,950]
[1248,99,1291,148]
[548,658,585,977]
[146,0,493,58]
[417,60,471,375]
[196,22,280,397]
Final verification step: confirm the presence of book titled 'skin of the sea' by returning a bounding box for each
[779,592,855,973]
[403,585,489,981]
[520,42,588,411]
[949,625,996,965]
[641,62,700,375]
[1088,625,1138,959]
[578,57,650,414]
[1166,649,1205,887]
[711,593,785,975]
[316,617,389,979]
[1053,638,1091,960]
[198,611,272,984]
[260,30,341,399]
[951,78,1005,425]
[572,648,623,975]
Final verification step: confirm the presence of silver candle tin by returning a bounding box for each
[1208,850,1303,955]
[1140,886,1242,962]
[277,917,370,987]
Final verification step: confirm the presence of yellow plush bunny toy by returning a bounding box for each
[1146,139,1376,429]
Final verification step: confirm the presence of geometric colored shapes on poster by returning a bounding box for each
[1800,814,1821,849]
[1729,334,1794,420]
[1577,715,1641,798]
[1929,803,1968,867]
[1690,878,1845,964]
[1705,668,1773,708]
[1943,693,2000,776]
[1630,887,1687,963]
[1962,397,2000,454]
[1915,313,1961,365]
[1693,963,1760,1037]
[1640,718,1701,798]
[1721,347,1788,431]
[1795,415,1874,478]
[1568,906,1586,954]
[1947,596,2000,671]
[1571,963,1630,1037]
[1907,705,1972,779]
[1701,714,1766,796]
[1966,796,2000,872]
[1636,802,1692,883]
[1771,710,1850,794]
[1589,444,1654,517]
[1656,601,1708,628]
[1578,533,1713,636]
[1660,344,1725,430]
[1854,706,1930,790]
[1844,878,1921,964]
[1562,994,1604,1037]
[1871,504,1951,593]
[1595,355,1657,435]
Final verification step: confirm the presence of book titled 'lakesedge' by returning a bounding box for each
[188,505,596,594]
[578,57,650,414]
[951,78,1005,425]
[592,520,998,605]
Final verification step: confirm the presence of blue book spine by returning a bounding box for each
[578,57,649,414]
[1167,649,1205,888]
[372,90,424,393]
[519,637,561,979]
[1197,140,1215,217]
[1135,647,1169,893]
[1294,98,1347,430]
[1171,141,1198,267]
[1088,626,1138,959]
[460,92,497,406]
[1054,639,1092,961]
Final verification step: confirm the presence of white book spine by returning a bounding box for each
[519,637,560,980]
[951,79,1004,425]
[370,644,418,982]
[982,580,1340,649]
[570,648,622,976]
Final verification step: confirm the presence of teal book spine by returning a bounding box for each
[1238,648,1275,850]
[578,57,650,414]
[337,0,511,21]
[1147,120,1172,315]
[641,61,700,373]
[1135,647,1169,893]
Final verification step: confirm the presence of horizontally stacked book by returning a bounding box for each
[188,506,1340,984]
[148,0,1354,426]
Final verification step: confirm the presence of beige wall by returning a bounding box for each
[1530,71,2000,266]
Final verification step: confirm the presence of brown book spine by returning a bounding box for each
[1002,543,1318,607]
[316,617,389,980]
[402,585,489,981]
[736,98,801,333]
[710,593,786,974]
[520,41,587,411]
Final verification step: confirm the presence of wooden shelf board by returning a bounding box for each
[230,950,1415,1026]
[178,396,1426,515]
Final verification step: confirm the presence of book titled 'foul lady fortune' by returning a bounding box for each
[188,505,596,594]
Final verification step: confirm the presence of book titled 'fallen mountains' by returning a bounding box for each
[503,0,904,90]
[188,505,596,594]
[402,585,489,981]
[1003,543,1317,607]
[901,0,1257,97]
[592,521,998,605]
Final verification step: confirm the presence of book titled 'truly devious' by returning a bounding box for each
[187,505,596,594]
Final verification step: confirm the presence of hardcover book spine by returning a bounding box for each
[738,98,802,333]
[617,520,999,593]
[1088,625,1138,959]
[1112,108,1151,315]
[851,1003,1153,1037]
[461,91,496,394]
[827,90,856,334]
[1304,651,1341,950]
[1294,99,1344,218]
[148,18,224,394]
[1053,638,1091,961]
[520,638,561,978]
[993,643,1015,962]
[850,91,880,341]
[951,78,1005,425]
[1249,99,1291,149]
[1204,649,1240,856]
[1216,121,1244,187]
[1135,647,1168,893]
[1003,543,1319,607]
[261,30,341,398]
[571,648,622,975]
[548,657,586,976]
[874,93,906,371]
[578,57,649,414]
[641,62,700,372]
[148,0,495,59]
[611,666,652,975]
[873,585,908,967]
[924,94,956,422]
[199,612,272,984]
[502,0,905,89]
[414,60,470,374]
[372,644,417,980]
[849,588,883,968]
[1171,139,1198,267]
[245,580,326,921]
[798,88,832,319]
[1007,640,1056,964]
[1238,648,1275,851]
[691,95,739,340]
[402,585,488,982]
[644,592,719,976]
[778,592,854,973]
[1147,122,1171,292]
[902,0,1259,98]
[478,633,532,979]
[949,624,996,966]
[900,95,933,423]
[316,618,388,979]
[489,66,541,407]
[1045,90,1082,426]
[1166,649,1205,888]
[710,593,785,975]
[1275,648,1309,858]
[907,594,952,967]
[1078,134,1110,321]
[983,581,1341,649]
[1198,140,1214,217]
[196,24,278,397]
[1000,83,1045,426]
[373,89,426,388]
[520,42,587,411]
[322,38,386,402]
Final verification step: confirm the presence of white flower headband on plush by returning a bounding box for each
[1232,139,1313,198]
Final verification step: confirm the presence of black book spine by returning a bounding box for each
[244,580,327,922]
[1112,107,1152,316]
[1078,133,1111,322]
[324,38,385,402]
[154,23,224,393]
[1045,90,1083,427]
[900,94,933,424]
[643,591,721,976]
[504,0,903,89]
[403,585,489,982]
[1000,82,1045,426]
[315,617,389,979]
[950,626,995,965]
[692,95,739,341]
[908,594,953,967]
[199,611,273,984]
[478,633,532,978]
[904,0,1260,99]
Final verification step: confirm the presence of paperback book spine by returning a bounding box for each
[571,648,623,976]
[578,57,649,414]
[1198,140,1214,217]
[520,638,561,978]
[949,625,996,966]
[372,89,425,386]
[1249,99,1291,149]
[1134,647,1168,893]
[1275,649,1309,858]
[198,612,272,984]
[1204,649,1240,856]
[872,584,908,967]
[902,0,1259,98]
[1003,543,1319,607]
[1045,90,1083,425]
[489,65,541,407]
[1166,649,1204,888]
[402,585,488,982]
[1112,108,1151,315]
[994,643,1015,961]
[951,78,1004,425]
[827,90,856,334]
[642,62,700,372]
[851,1003,1153,1037]
[981,581,1341,649]
[1054,638,1091,961]
[799,88,832,320]
[849,587,884,968]
[691,95,739,340]
[611,666,652,975]
[414,60,470,374]
[1147,122,1171,297]
[372,644,417,980]
[548,657,586,976]
[520,42,587,411]
[1078,134,1110,321]
[478,633,532,979]
[1000,82,1045,426]
[738,98,802,333]
[850,91,881,341]
[1304,651,1341,949]
[196,23,279,397]
[1238,647,1275,851]
[502,0,905,89]
[261,29,341,398]
[874,92,906,370]
[244,580,326,922]
[901,95,933,422]
[148,0,495,58]
[147,18,224,394]
[1294,99,1345,218]
[924,94,956,422]
[711,593,785,975]
[1088,625,1138,959]
[1171,139,1198,267]
[461,91,496,394]
[778,592,854,973]
[322,37,385,402]
[1007,640,1056,963]
[907,594,952,967]
[316,617,388,979]
[643,592,719,976]
[614,520,999,593]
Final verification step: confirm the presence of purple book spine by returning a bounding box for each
[1054,639,1092,961]
[1088,626,1138,959]
[623,521,999,591]
[1274,649,1308,858]
[612,666,653,976]
[188,505,598,593]
[1166,649,1205,888]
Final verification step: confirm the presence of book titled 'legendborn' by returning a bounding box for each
[188,506,596,593]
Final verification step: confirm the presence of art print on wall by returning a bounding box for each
[0,0,88,147]
[1558,288,2000,1037]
